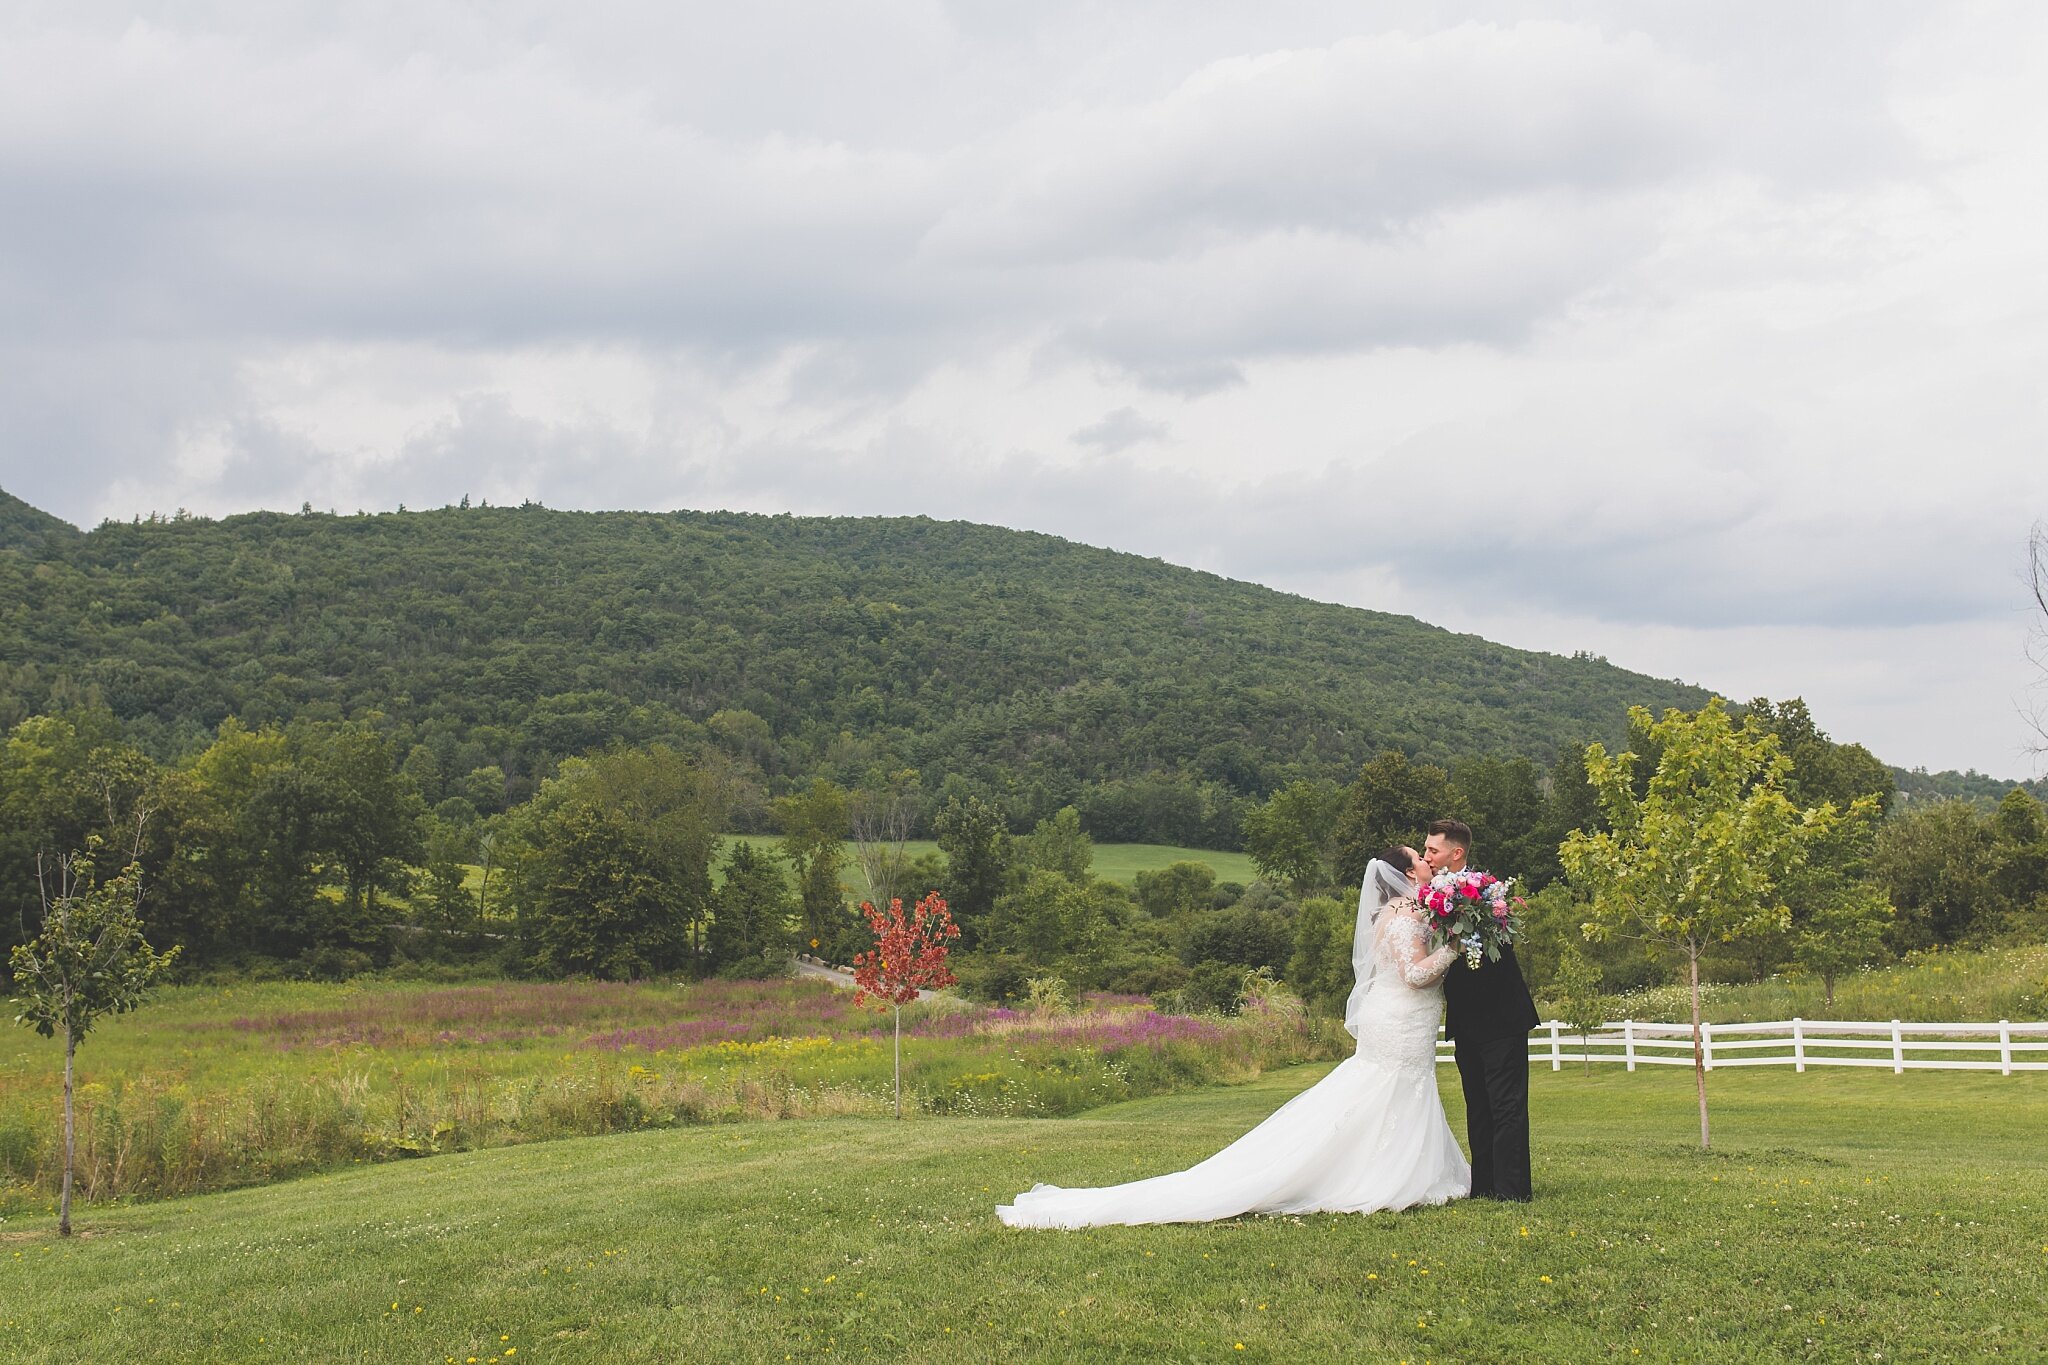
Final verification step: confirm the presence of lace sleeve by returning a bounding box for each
[1381,908,1457,989]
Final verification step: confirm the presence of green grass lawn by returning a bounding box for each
[718,837,1259,899]
[7,1065,2043,1362]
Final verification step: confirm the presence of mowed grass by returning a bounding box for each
[720,837,1259,899]
[6,1066,2044,1363]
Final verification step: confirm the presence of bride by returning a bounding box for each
[996,847,1468,1227]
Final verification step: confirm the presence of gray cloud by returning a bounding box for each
[1071,407,1169,454]
[0,2,2043,772]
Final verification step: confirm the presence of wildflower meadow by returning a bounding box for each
[0,975,1343,1212]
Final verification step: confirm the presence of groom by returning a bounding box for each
[1426,818,1539,1202]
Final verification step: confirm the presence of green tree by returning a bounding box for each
[1527,745,1605,892]
[0,709,131,961]
[774,779,851,954]
[706,841,794,975]
[1773,790,1894,998]
[461,765,508,814]
[1183,905,1294,975]
[1748,697,1896,813]
[990,868,1122,964]
[1242,779,1340,896]
[1563,699,1848,1148]
[524,800,685,980]
[1549,943,1607,1075]
[417,817,477,941]
[1133,860,1218,919]
[9,839,178,1235]
[305,723,425,941]
[1450,756,1547,885]
[1283,895,1355,1015]
[243,764,339,956]
[1016,806,1093,882]
[1872,800,2002,950]
[1788,888,1893,1008]
[555,744,728,959]
[934,794,1013,943]
[1989,788,2048,929]
[1330,751,1469,888]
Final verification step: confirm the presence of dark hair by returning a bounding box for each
[1378,845,1415,873]
[1427,819,1473,851]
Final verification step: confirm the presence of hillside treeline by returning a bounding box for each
[0,496,1712,836]
[7,699,2045,1008]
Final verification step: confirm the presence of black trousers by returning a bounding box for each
[1453,1033,1532,1202]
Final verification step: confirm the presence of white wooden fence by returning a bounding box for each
[1434,1019,2048,1075]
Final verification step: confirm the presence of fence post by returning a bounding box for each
[1549,1020,1562,1072]
[1702,1020,1714,1072]
[1891,1019,1904,1074]
[1624,1019,1636,1072]
[2000,1020,2012,1076]
[1792,1017,1805,1073]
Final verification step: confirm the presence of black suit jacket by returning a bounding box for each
[1442,942,1540,1045]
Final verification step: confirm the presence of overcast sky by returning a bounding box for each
[3,2,2045,776]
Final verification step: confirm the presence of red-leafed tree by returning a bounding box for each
[852,892,960,1119]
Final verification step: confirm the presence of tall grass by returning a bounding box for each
[1535,942,2048,1024]
[0,976,1342,1211]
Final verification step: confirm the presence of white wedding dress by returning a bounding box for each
[996,862,1470,1228]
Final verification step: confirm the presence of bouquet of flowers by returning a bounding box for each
[1419,869,1524,970]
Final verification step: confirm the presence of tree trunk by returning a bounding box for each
[59,1028,76,1236]
[473,864,489,951]
[1823,973,1836,1009]
[893,1004,903,1120]
[1689,946,1710,1150]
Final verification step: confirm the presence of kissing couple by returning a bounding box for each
[997,819,1540,1228]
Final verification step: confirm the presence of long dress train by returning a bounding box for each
[995,905,1468,1228]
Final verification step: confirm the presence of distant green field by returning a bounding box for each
[8,1065,2044,1362]
[720,836,1259,899]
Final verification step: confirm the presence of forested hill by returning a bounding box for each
[0,488,77,555]
[0,490,1711,830]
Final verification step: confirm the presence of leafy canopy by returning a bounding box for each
[1564,699,1849,954]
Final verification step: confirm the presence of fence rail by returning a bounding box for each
[1433,1018,2048,1075]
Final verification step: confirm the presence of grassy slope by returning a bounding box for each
[717,837,1260,898]
[7,1066,2044,1363]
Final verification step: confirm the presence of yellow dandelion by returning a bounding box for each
[1539,1276,1552,1284]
